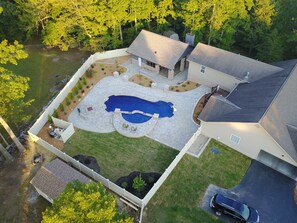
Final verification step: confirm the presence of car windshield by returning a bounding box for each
[240,204,250,220]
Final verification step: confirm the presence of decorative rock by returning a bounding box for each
[113,71,119,77]
[151,82,157,88]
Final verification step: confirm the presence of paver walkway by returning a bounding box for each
[69,65,210,150]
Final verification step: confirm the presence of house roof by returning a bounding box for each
[200,59,297,162]
[127,30,192,70]
[31,159,91,201]
[199,65,289,123]
[260,60,297,161]
[187,43,283,82]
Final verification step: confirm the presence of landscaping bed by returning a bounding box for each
[72,154,100,173]
[169,81,200,92]
[116,171,161,199]
[129,74,153,87]
[193,95,206,125]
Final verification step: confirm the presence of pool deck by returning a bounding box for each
[68,62,210,150]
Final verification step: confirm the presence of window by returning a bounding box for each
[200,65,206,74]
[146,61,156,68]
[230,134,240,145]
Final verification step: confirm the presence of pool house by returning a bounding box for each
[127,30,193,80]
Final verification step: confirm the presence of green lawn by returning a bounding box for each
[64,129,179,182]
[5,45,89,121]
[142,140,251,223]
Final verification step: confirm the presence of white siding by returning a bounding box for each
[200,121,297,166]
[187,61,242,91]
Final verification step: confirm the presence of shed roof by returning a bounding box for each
[31,159,91,201]
[188,43,282,82]
[127,30,192,70]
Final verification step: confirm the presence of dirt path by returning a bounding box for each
[0,142,50,223]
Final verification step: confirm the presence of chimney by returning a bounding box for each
[185,33,195,46]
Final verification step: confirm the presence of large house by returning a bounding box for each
[187,43,297,178]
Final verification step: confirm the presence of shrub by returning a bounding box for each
[82,77,87,85]
[101,67,105,71]
[68,91,74,100]
[187,81,190,84]
[53,109,59,118]
[59,103,65,112]
[132,175,146,193]
[148,176,155,183]
[48,115,53,123]
[99,64,104,68]
[91,64,95,69]
[66,97,71,106]
[86,68,94,78]
[86,85,90,89]
[81,90,85,94]
[77,81,83,90]
[182,84,186,87]
[73,86,79,95]
[121,182,128,188]
[77,95,81,99]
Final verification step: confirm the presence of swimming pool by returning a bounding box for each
[105,95,174,123]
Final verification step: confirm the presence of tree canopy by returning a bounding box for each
[0,8,32,122]
[1,0,296,61]
[42,181,133,223]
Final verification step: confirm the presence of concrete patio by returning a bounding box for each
[68,62,210,150]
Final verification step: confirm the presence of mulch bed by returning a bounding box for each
[72,154,100,173]
[115,171,161,199]
[193,95,206,124]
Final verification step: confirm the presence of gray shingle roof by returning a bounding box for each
[188,43,283,82]
[200,59,297,162]
[127,30,192,70]
[261,60,297,161]
[199,66,289,123]
[31,159,91,201]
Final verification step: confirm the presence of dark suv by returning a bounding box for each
[210,193,259,223]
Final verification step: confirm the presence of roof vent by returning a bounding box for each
[244,72,250,81]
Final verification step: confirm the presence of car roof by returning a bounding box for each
[215,194,245,213]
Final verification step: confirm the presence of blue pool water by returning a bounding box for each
[105,95,174,123]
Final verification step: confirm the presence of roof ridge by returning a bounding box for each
[197,43,283,72]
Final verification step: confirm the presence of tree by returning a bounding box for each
[239,0,276,56]
[105,0,129,47]
[132,175,146,193]
[42,181,133,223]
[180,0,252,48]
[274,0,297,59]
[256,29,284,62]
[0,8,31,154]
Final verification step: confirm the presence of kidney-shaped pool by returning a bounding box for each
[104,95,174,123]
